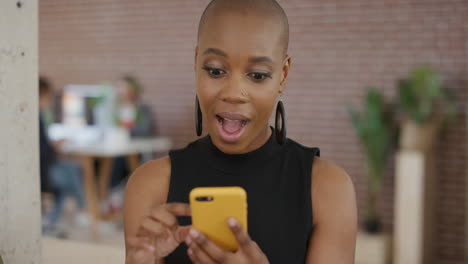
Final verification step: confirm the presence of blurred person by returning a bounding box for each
[107,76,155,211]
[124,0,357,263]
[39,76,89,236]
[115,75,154,138]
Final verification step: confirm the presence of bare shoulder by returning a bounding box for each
[124,156,172,239]
[125,155,171,198]
[306,156,357,263]
[311,157,356,225]
[312,157,353,190]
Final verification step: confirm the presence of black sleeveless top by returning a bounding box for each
[166,129,320,263]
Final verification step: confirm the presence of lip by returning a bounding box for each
[214,112,250,143]
[216,112,250,121]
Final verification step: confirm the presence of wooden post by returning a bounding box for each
[466,107,468,262]
[0,0,40,263]
[80,156,100,241]
[98,157,112,202]
[394,150,437,264]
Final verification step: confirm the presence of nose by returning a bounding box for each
[218,74,248,104]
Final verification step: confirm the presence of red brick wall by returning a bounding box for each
[39,0,467,262]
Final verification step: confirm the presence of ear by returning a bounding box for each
[279,55,291,94]
[194,46,199,71]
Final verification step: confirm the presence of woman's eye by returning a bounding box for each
[248,72,271,82]
[203,66,225,78]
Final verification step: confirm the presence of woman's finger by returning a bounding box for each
[149,203,190,229]
[165,203,191,216]
[129,248,155,264]
[140,217,165,236]
[149,206,179,228]
[175,225,192,243]
[126,237,155,263]
[187,246,199,264]
[227,218,254,254]
[127,236,155,251]
[188,228,227,262]
[188,238,217,264]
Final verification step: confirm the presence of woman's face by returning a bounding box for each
[117,80,136,104]
[39,91,53,111]
[195,11,291,154]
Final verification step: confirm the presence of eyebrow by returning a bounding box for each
[202,47,274,64]
[248,56,274,64]
[202,48,228,57]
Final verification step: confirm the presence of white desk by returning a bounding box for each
[65,137,172,240]
[65,137,172,157]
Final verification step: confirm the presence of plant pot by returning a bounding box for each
[356,231,393,264]
[364,218,382,234]
[364,162,384,234]
[399,119,441,152]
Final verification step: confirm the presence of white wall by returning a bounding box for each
[0,0,41,263]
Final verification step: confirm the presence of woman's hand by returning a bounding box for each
[185,218,269,264]
[125,203,191,264]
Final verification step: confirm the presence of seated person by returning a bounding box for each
[39,77,88,235]
[109,76,155,198]
[116,75,154,138]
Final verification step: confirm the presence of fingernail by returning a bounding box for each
[190,228,199,238]
[144,244,155,252]
[135,249,145,259]
[185,236,192,245]
[227,217,238,227]
[187,248,193,255]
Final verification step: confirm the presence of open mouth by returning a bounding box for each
[215,112,250,143]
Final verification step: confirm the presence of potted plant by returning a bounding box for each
[398,65,456,152]
[348,89,396,233]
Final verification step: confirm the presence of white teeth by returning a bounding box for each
[222,118,247,123]
[216,116,248,126]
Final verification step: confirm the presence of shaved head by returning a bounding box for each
[197,0,289,55]
[194,0,293,154]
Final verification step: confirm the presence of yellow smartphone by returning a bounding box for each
[189,186,248,252]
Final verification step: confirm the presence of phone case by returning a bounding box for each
[189,186,247,252]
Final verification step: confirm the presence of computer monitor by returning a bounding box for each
[62,84,110,127]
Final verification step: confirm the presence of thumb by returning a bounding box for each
[128,248,154,264]
[174,225,192,243]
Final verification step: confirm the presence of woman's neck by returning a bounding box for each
[243,126,272,154]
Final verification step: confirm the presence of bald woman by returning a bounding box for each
[124,1,357,263]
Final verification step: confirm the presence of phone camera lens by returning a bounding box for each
[196,196,214,202]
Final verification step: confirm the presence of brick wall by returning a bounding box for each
[39,0,467,262]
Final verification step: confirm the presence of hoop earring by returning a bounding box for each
[275,100,287,145]
[195,96,202,136]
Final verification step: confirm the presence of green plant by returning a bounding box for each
[398,65,455,124]
[87,96,105,109]
[348,89,395,231]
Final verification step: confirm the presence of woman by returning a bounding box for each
[39,77,88,235]
[124,0,357,263]
[110,75,155,190]
[115,75,154,138]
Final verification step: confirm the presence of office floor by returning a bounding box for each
[42,199,389,264]
[43,232,388,264]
